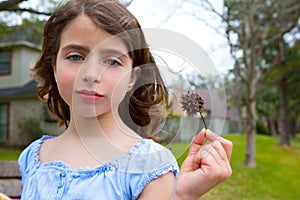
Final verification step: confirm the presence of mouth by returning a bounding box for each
[76,89,104,101]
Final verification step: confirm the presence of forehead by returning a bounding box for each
[59,14,128,53]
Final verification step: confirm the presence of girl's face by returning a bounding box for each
[53,14,135,118]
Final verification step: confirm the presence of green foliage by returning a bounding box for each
[185,74,223,90]
[18,116,43,141]
[0,18,45,45]
[0,0,59,25]
[262,40,300,133]
[256,121,271,135]
[256,85,279,119]
[169,134,300,199]
[167,112,181,119]
[0,0,60,44]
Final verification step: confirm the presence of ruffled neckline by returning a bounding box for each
[32,135,152,173]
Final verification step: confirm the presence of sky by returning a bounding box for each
[12,0,234,75]
[11,0,234,80]
[127,0,234,76]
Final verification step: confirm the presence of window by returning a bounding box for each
[0,50,11,75]
[0,103,9,140]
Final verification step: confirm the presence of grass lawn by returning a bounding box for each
[1,134,299,199]
[169,134,300,200]
[0,149,21,160]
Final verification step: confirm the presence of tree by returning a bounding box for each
[0,0,53,15]
[0,0,59,42]
[264,40,300,142]
[0,0,134,16]
[182,0,300,167]
[224,64,245,136]
[256,82,280,136]
[0,0,135,43]
[186,73,224,89]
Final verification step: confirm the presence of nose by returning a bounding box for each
[81,55,102,84]
[82,73,100,84]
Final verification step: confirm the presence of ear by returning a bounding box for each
[128,66,140,89]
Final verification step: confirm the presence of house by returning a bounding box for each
[0,40,62,146]
[165,83,240,142]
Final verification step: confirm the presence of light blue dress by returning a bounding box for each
[18,135,179,200]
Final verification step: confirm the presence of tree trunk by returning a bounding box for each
[269,119,279,136]
[244,80,256,167]
[290,119,296,138]
[233,75,243,136]
[279,76,290,146]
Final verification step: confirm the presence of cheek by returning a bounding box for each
[109,71,131,105]
[57,82,73,106]
[56,69,77,106]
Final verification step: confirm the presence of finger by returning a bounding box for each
[194,142,216,166]
[205,129,220,141]
[208,142,233,177]
[206,129,233,160]
[209,140,230,163]
[188,129,207,155]
[218,138,233,161]
[192,128,207,146]
[194,140,228,166]
[195,144,233,179]
[181,129,208,173]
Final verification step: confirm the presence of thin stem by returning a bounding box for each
[200,112,207,130]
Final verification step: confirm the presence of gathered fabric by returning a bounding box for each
[18,136,179,200]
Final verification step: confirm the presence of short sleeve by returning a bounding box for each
[18,136,51,184]
[126,140,179,199]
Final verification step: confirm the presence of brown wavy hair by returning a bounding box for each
[32,0,167,139]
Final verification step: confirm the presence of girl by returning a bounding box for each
[18,0,232,199]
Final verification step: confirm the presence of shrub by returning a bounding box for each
[18,117,44,142]
[256,121,272,135]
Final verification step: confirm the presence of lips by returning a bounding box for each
[76,89,103,101]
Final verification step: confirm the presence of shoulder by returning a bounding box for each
[128,139,179,173]
[125,139,179,199]
[129,138,171,154]
[18,136,53,179]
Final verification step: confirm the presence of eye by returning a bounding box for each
[67,54,84,62]
[103,58,122,67]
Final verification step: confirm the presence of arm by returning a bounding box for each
[172,129,233,200]
[137,172,175,200]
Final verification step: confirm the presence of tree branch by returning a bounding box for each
[0,0,25,10]
[0,0,52,16]
[260,11,300,82]
[3,7,52,15]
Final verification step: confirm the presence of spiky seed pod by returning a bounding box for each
[180,91,204,115]
[180,91,207,129]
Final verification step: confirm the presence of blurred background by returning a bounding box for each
[0,0,299,199]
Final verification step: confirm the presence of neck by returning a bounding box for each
[67,108,138,138]
[64,109,142,163]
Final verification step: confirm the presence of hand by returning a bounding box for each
[172,129,233,200]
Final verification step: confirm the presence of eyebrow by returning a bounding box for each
[98,48,130,60]
[61,44,90,53]
[61,44,129,59]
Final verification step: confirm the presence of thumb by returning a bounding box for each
[180,129,206,173]
[188,128,207,154]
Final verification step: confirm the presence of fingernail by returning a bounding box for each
[206,129,213,135]
[207,129,217,138]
